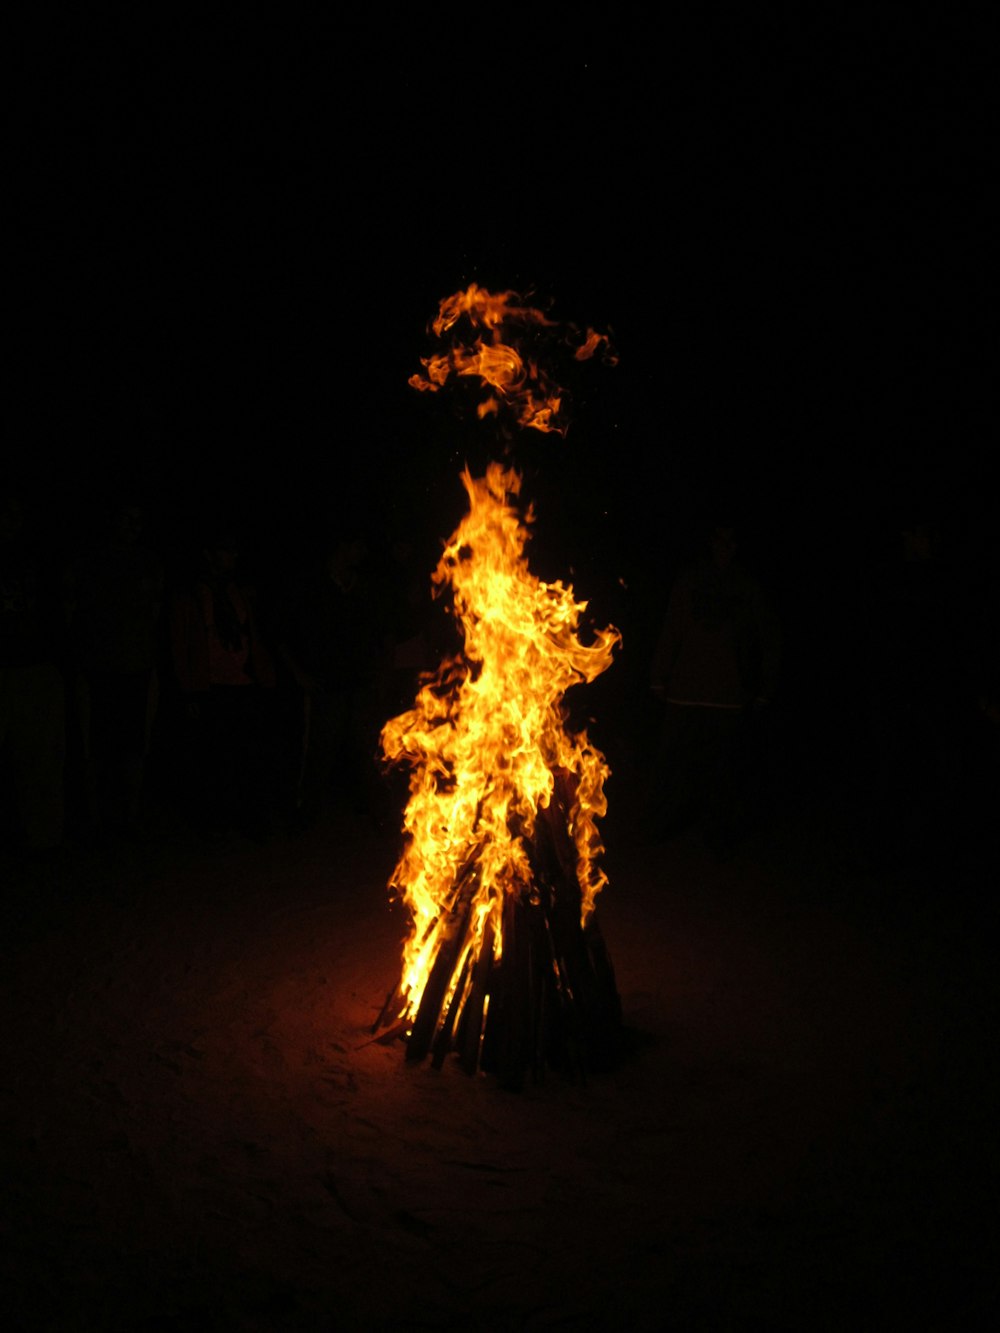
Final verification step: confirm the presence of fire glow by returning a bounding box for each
[377,286,621,1084]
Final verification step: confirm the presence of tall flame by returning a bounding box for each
[380,462,620,1029]
[378,285,619,1073]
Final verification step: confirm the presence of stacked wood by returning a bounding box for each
[375,771,622,1089]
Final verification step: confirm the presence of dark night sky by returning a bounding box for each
[10,14,995,591]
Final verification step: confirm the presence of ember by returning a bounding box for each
[376,287,621,1087]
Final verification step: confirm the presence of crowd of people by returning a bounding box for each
[0,488,434,857]
[639,506,997,875]
[2,484,996,882]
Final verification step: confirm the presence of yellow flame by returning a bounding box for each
[381,463,619,1020]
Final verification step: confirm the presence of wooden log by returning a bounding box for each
[372,978,406,1035]
[494,889,531,1090]
[431,946,472,1069]
[545,786,581,888]
[405,898,473,1063]
[386,765,622,1083]
[458,918,495,1074]
[539,896,586,1083]
[409,840,484,954]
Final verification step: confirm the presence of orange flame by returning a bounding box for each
[381,286,618,1066]
[381,463,619,1029]
[407,282,614,436]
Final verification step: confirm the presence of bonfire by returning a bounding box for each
[375,286,622,1088]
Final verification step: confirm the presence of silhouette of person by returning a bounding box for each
[69,499,163,836]
[0,491,67,852]
[276,534,389,827]
[862,512,979,875]
[169,526,277,840]
[646,521,781,854]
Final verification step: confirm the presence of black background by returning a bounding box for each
[10,14,994,604]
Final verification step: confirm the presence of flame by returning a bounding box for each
[407,282,615,436]
[380,462,620,1033]
[379,285,620,1071]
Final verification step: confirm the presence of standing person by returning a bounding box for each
[0,491,67,853]
[646,521,781,855]
[862,512,979,875]
[277,534,390,828]
[169,526,277,841]
[69,498,164,837]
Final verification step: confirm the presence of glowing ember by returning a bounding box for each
[378,286,621,1082]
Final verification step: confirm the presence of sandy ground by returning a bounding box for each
[2,794,995,1331]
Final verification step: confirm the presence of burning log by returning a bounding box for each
[376,287,622,1088]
